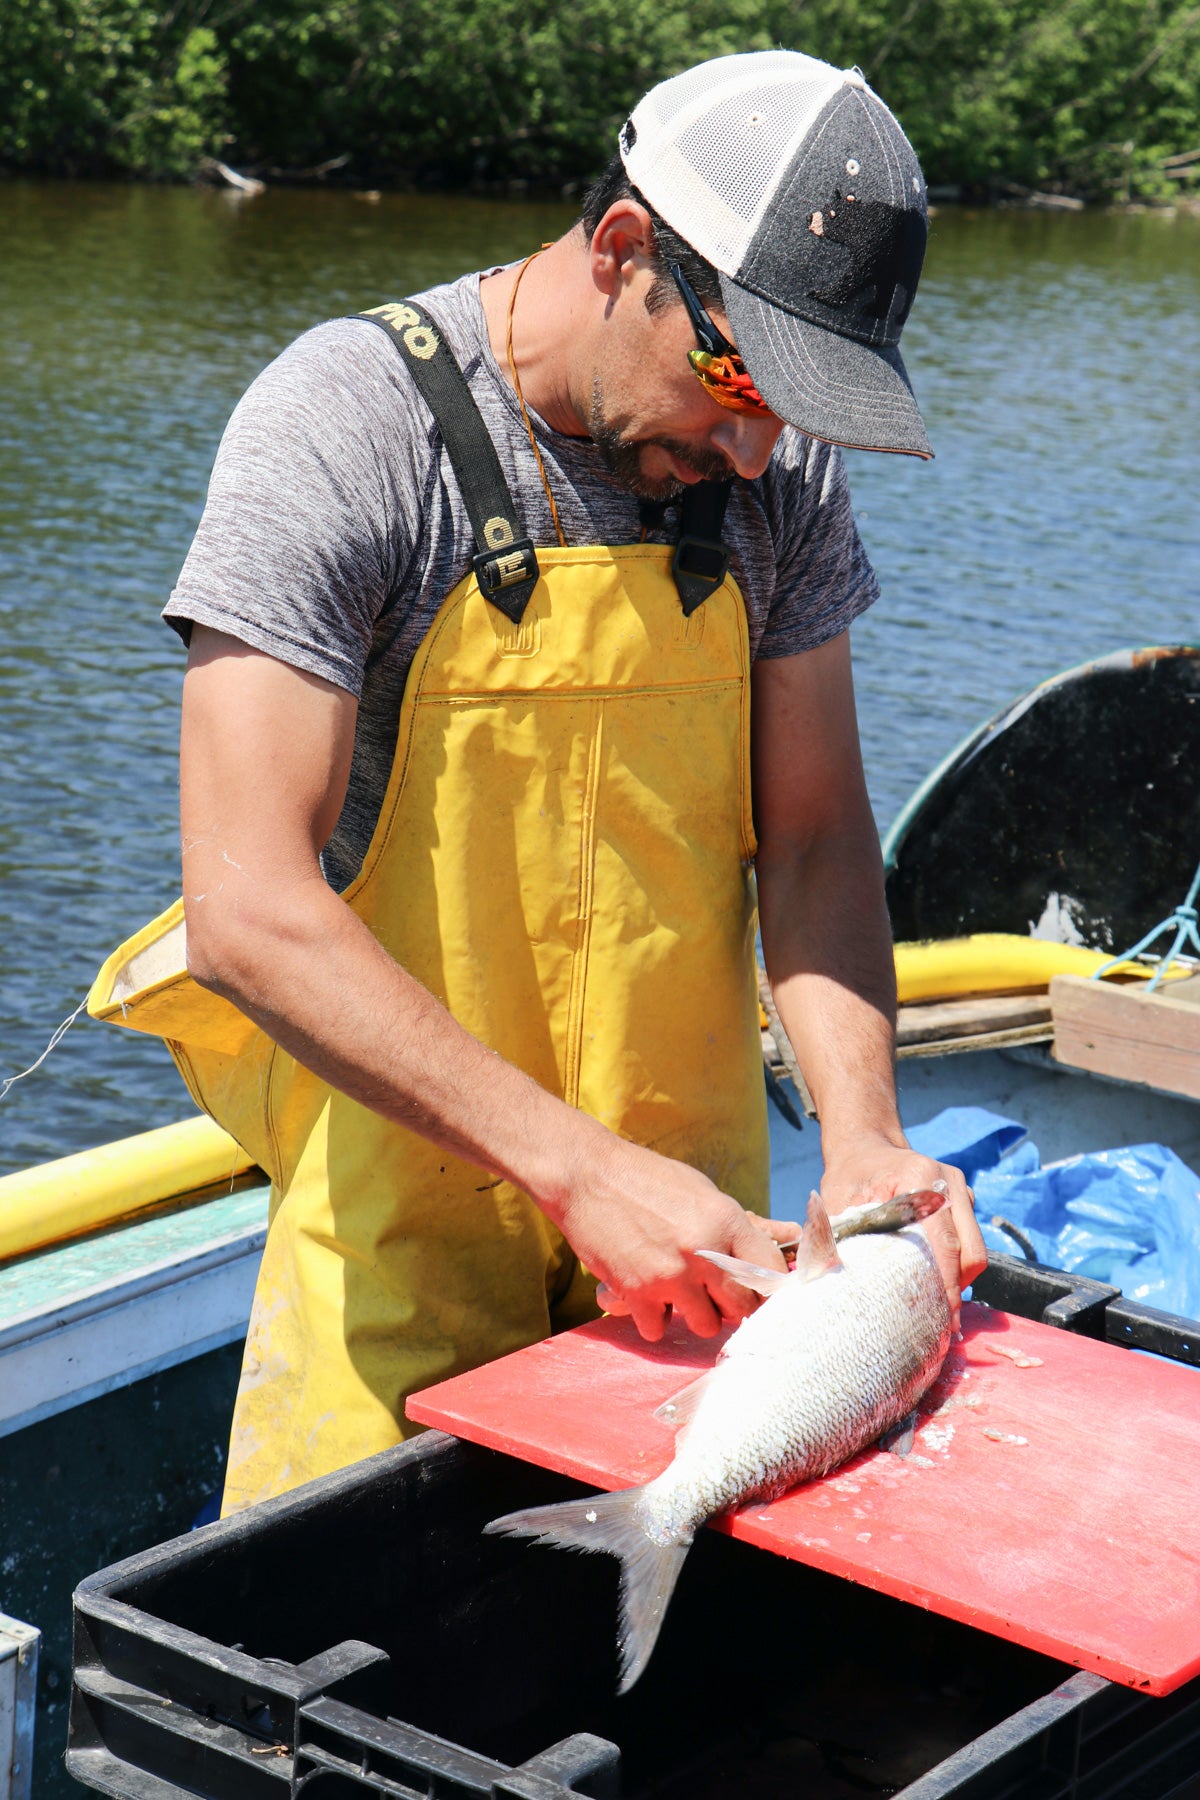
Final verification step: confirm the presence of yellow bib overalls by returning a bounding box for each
[89,302,769,1513]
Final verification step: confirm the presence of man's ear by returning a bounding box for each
[588,199,657,299]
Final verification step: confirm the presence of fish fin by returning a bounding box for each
[794,1191,844,1281]
[485,1490,690,1693]
[694,1248,790,1296]
[653,1371,715,1435]
[880,1409,919,1457]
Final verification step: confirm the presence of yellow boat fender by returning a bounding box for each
[893,933,1177,1006]
[0,1115,253,1263]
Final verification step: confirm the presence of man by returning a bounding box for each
[91,49,985,1513]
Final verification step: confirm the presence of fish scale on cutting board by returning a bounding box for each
[408,1300,1200,1696]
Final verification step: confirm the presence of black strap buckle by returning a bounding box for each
[672,535,730,617]
[473,538,540,624]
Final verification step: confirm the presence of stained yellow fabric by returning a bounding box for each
[89,543,769,1512]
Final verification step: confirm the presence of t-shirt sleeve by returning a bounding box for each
[163,320,429,697]
[754,434,880,658]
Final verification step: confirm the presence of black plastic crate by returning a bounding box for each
[972,1252,1200,1366]
[68,1263,1200,1800]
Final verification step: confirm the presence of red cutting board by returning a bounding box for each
[408,1302,1200,1695]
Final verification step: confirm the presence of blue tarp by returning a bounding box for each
[907,1106,1200,1321]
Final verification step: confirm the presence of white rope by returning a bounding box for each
[0,995,90,1105]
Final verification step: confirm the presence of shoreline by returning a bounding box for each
[2,162,1197,216]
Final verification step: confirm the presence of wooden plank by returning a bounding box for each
[897,1022,1054,1060]
[758,965,818,1118]
[897,992,1052,1042]
[897,992,1052,1046]
[0,1615,38,1800]
[409,1302,1200,1695]
[1051,973,1200,1100]
[763,993,1055,1089]
[1160,972,1200,1007]
[894,991,1053,1059]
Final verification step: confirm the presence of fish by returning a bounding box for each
[827,1183,950,1242]
[484,1187,952,1692]
[771,1182,949,1255]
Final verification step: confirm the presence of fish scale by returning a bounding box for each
[486,1191,951,1691]
[652,1235,948,1532]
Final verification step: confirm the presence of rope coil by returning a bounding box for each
[1091,854,1200,991]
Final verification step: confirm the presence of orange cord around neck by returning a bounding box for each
[506,249,567,549]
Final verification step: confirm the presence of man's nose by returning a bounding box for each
[711,413,786,480]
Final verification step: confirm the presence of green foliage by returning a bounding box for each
[221,0,782,179]
[113,23,229,174]
[0,0,1197,196]
[853,0,1200,196]
[0,0,230,175]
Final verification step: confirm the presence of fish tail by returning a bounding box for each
[484,1489,690,1692]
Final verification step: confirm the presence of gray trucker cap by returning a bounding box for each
[620,50,932,457]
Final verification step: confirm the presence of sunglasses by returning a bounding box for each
[669,261,773,417]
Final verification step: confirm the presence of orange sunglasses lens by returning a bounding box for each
[688,349,772,415]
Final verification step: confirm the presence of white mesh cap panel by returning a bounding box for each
[635,49,809,126]
[674,75,835,258]
[623,52,844,274]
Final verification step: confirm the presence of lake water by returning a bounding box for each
[1,181,1197,1174]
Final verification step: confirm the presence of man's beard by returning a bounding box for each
[588,377,732,500]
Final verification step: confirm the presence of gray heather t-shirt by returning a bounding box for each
[165,269,879,891]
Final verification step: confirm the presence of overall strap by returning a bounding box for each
[639,482,733,617]
[675,481,732,617]
[358,300,733,621]
[355,301,539,624]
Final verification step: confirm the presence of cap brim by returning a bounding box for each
[720,274,933,459]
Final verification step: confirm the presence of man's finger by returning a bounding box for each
[595,1283,631,1316]
[921,1207,964,1333]
[709,1284,755,1324]
[629,1297,669,1342]
[700,1262,761,1323]
[731,1213,789,1269]
[744,1212,802,1249]
[954,1185,989,1285]
[673,1281,726,1339]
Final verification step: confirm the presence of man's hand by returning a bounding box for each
[821,1138,987,1333]
[551,1132,799,1343]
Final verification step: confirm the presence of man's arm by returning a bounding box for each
[752,632,987,1329]
[180,626,795,1342]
